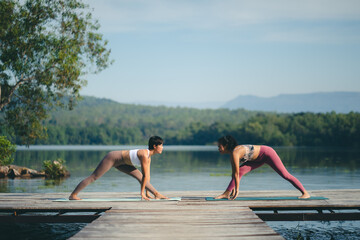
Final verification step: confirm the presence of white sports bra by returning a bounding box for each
[129,149,150,166]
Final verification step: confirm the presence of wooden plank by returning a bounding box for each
[71,236,284,240]
[72,225,280,238]
[70,197,282,239]
[1,190,360,239]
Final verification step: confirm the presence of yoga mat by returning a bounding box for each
[205,196,328,201]
[53,197,181,202]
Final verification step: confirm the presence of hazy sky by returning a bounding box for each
[82,0,360,105]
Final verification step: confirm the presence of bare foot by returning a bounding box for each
[69,194,82,200]
[298,191,310,199]
[155,192,169,199]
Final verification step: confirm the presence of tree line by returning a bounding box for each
[172,111,360,147]
[2,97,359,147]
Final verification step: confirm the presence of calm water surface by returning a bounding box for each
[1,145,360,239]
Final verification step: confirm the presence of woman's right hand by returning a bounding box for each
[214,190,232,199]
[146,190,154,199]
[141,192,150,201]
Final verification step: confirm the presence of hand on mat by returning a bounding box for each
[214,190,231,199]
[154,192,169,200]
[141,192,150,201]
[230,190,239,200]
[146,190,154,199]
[229,189,235,198]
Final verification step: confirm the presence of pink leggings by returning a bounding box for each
[226,146,306,194]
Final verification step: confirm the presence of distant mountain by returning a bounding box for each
[222,92,360,113]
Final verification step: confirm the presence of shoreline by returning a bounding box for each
[16,145,219,151]
[0,165,46,179]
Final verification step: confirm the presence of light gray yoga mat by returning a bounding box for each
[53,197,181,202]
[205,196,328,201]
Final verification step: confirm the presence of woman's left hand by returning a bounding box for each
[230,190,239,200]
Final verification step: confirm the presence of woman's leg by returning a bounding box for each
[226,161,266,192]
[69,153,115,200]
[116,165,158,196]
[263,147,310,198]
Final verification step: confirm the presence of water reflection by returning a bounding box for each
[0,222,86,240]
[0,146,358,194]
[13,146,360,174]
[268,221,360,240]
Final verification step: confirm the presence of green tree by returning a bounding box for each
[0,0,112,145]
[0,135,16,165]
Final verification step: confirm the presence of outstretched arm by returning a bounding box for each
[215,147,244,200]
[230,151,240,200]
[214,157,236,199]
[139,149,169,200]
[140,151,151,201]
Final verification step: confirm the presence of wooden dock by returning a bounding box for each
[1,189,360,239]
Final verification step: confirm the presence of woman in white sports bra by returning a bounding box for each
[69,136,168,201]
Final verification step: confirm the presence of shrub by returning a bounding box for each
[0,136,16,166]
[43,159,70,179]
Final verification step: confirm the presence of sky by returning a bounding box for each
[81,0,360,106]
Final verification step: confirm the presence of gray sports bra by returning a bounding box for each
[236,145,254,165]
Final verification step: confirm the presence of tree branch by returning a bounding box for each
[0,76,34,110]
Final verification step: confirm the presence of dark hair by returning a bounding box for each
[218,135,238,151]
[148,136,164,150]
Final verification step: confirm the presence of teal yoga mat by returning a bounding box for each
[53,197,181,202]
[205,196,328,201]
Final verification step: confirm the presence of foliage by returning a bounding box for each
[1,97,359,147]
[18,96,255,145]
[196,111,360,147]
[0,0,112,145]
[42,158,69,179]
[0,135,16,166]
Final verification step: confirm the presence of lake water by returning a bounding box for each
[2,145,360,239]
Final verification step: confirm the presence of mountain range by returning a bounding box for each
[134,92,359,113]
[222,92,360,113]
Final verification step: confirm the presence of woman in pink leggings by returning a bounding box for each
[215,135,310,200]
